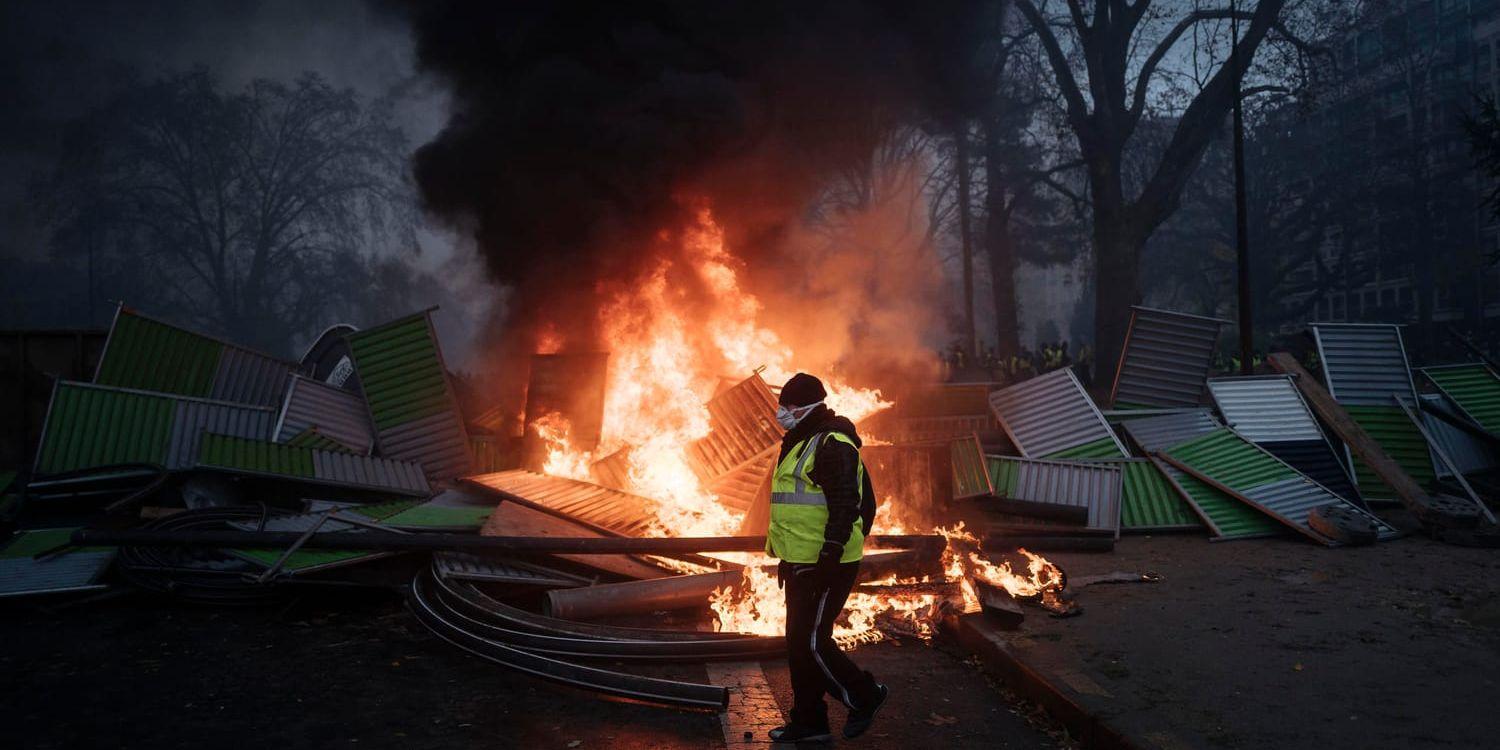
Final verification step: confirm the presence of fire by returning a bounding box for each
[534,208,889,538]
[535,324,564,355]
[529,413,592,480]
[708,562,950,648]
[528,206,994,644]
[939,523,1064,609]
[708,524,1063,646]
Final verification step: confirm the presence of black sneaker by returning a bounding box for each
[842,683,889,739]
[768,718,832,743]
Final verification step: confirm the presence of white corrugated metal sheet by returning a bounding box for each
[989,368,1125,457]
[377,410,473,481]
[1111,306,1226,408]
[276,375,375,454]
[1239,476,1399,541]
[433,552,590,586]
[228,512,363,533]
[0,552,114,598]
[168,398,277,470]
[992,457,1122,536]
[1420,393,1500,478]
[1310,324,1417,406]
[209,344,296,408]
[1208,376,1325,443]
[462,470,657,537]
[1120,410,1221,454]
[310,449,430,495]
[0,529,116,599]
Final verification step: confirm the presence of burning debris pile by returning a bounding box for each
[5,289,1500,711]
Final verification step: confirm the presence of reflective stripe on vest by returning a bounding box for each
[770,432,828,506]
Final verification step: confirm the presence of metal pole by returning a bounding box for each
[1232,0,1254,375]
[957,126,978,361]
[70,529,945,556]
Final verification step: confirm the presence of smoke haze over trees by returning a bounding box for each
[2,0,1498,371]
[34,71,416,353]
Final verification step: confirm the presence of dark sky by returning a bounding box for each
[0,0,448,262]
[0,0,503,359]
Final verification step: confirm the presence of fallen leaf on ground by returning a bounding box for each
[926,713,959,726]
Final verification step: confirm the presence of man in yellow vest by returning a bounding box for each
[766,373,888,743]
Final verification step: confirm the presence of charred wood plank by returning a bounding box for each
[545,550,932,621]
[971,578,1024,630]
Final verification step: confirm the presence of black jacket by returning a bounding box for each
[778,405,877,553]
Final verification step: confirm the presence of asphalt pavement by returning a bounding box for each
[1,587,1064,749]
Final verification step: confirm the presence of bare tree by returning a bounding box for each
[1011,0,1320,370]
[36,70,415,352]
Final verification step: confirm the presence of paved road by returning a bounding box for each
[1010,533,1500,750]
[1,588,1062,749]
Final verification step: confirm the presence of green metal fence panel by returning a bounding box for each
[1164,429,1297,492]
[198,433,316,477]
[95,309,222,398]
[1423,364,1500,434]
[1344,404,1436,497]
[34,383,174,473]
[1155,462,1282,539]
[1119,459,1201,531]
[348,315,449,430]
[985,455,1020,497]
[382,503,492,530]
[950,435,993,499]
[346,312,471,480]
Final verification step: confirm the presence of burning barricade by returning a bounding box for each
[11,211,1479,715]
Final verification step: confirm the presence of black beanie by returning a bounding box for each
[779,373,827,407]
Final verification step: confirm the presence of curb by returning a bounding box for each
[942,614,1142,750]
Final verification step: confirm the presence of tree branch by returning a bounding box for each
[1129,8,1247,128]
[1014,0,1092,129]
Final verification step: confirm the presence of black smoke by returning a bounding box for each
[383,0,992,354]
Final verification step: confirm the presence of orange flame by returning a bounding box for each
[530,413,592,480]
[534,208,890,539]
[529,206,995,644]
[707,524,1063,646]
[939,523,1064,609]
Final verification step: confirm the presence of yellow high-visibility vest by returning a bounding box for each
[764,431,865,564]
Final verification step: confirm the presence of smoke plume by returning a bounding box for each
[385,0,989,395]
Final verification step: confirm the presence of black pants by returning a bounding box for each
[784,560,879,718]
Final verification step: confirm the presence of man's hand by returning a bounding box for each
[813,541,843,585]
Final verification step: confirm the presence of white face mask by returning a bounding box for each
[775,401,823,430]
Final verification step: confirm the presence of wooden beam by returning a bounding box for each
[1266,352,1434,515]
[1394,395,1496,524]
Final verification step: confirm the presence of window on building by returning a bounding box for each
[1334,294,1347,320]
[1381,288,1395,308]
